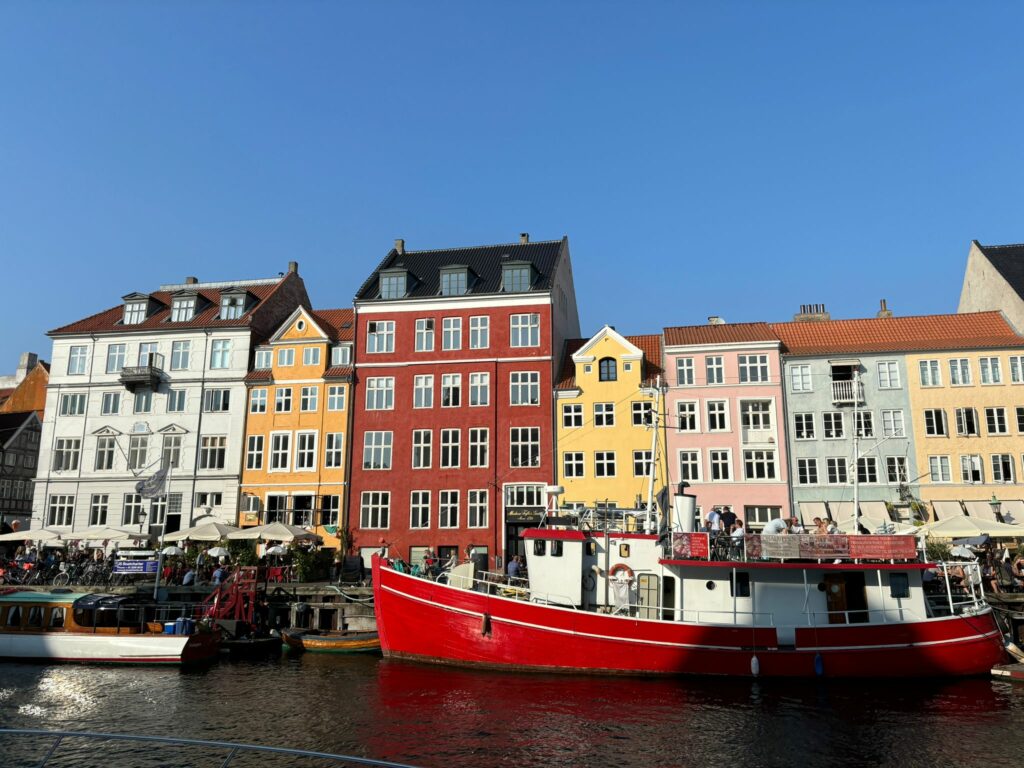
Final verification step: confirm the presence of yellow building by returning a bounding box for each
[906,323,1024,517]
[239,307,354,548]
[554,326,666,510]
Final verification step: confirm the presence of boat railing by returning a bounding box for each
[432,567,578,609]
[0,728,417,767]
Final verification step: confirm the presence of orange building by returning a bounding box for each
[239,307,354,549]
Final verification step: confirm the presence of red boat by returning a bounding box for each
[372,526,1006,678]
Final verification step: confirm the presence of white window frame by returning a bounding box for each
[469,316,489,349]
[410,491,430,529]
[510,313,540,348]
[510,371,540,406]
[415,318,435,352]
[469,372,490,407]
[366,321,395,354]
[327,385,346,411]
[676,401,698,432]
[562,403,583,428]
[442,317,462,350]
[677,449,701,482]
[413,375,434,409]
[790,364,812,392]
[362,431,393,470]
[270,432,291,472]
[468,428,489,468]
[250,388,267,414]
[412,429,432,469]
[706,400,729,432]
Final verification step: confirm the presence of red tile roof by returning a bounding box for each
[244,370,273,385]
[48,276,297,335]
[556,334,664,390]
[663,322,780,347]
[309,309,355,342]
[323,365,354,380]
[770,311,1024,355]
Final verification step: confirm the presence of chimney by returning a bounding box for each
[185,276,198,285]
[877,299,893,319]
[394,238,405,255]
[707,316,725,325]
[16,352,38,383]
[793,303,831,322]
[520,232,529,244]
[288,261,299,275]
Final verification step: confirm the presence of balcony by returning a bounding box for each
[831,379,864,406]
[741,427,774,445]
[119,354,165,392]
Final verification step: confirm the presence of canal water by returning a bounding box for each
[1,654,1022,768]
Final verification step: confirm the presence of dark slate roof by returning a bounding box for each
[0,411,37,445]
[976,242,1024,301]
[354,238,567,301]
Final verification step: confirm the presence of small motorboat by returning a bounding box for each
[281,628,380,654]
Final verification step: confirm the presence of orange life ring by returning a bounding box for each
[609,563,634,581]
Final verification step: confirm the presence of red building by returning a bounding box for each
[348,235,580,570]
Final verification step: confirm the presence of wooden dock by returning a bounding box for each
[992,664,1024,681]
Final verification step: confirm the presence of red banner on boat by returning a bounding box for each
[671,533,710,560]
[848,535,917,560]
[797,535,851,559]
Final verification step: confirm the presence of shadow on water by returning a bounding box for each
[1,655,1023,768]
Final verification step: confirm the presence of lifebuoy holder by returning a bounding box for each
[609,563,635,581]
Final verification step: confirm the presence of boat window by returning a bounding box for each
[730,572,751,598]
[533,540,546,557]
[73,608,94,628]
[551,541,563,557]
[49,607,65,628]
[6,606,22,627]
[585,541,596,557]
[27,606,44,627]
[889,572,910,599]
[618,543,630,558]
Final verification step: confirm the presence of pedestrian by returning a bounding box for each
[507,555,521,580]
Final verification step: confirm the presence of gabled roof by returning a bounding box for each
[770,311,1024,355]
[556,334,664,390]
[976,241,1024,302]
[49,272,307,336]
[309,309,355,342]
[664,322,780,347]
[355,238,567,301]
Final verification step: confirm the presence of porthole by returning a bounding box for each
[705,581,716,591]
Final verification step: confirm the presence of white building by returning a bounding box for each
[32,264,309,535]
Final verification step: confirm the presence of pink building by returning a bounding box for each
[662,321,792,531]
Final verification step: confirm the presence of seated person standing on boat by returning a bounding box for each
[762,517,791,535]
[813,517,829,535]
[788,516,805,534]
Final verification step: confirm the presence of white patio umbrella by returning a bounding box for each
[73,526,144,541]
[265,545,287,555]
[917,516,1023,539]
[161,545,186,557]
[226,522,321,543]
[164,521,240,543]
[832,515,917,535]
[206,546,230,558]
[0,528,63,542]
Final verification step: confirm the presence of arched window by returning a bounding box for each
[599,357,617,382]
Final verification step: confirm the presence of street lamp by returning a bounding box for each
[989,494,1002,521]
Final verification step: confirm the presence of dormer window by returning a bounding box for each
[331,345,352,366]
[380,270,407,300]
[220,295,245,320]
[254,349,272,369]
[123,301,147,325]
[440,268,469,296]
[502,263,533,293]
[171,296,196,322]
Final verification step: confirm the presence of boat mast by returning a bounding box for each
[853,368,860,536]
[644,375,662,534]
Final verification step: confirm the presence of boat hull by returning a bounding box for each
[373,558,1006,678]
[282,629,380,654]
[0,630,219,665]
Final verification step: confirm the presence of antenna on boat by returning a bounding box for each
[853,368,860,536]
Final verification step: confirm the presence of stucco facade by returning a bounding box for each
[958,241,1024,334]
[554,327,665,511]
[780,352,918,519]
[906,347,1024,507]
[32,269,309,536]
[239,307,353,549]
[662,323,791,531]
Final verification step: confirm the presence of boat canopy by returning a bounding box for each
[72,594,149,611]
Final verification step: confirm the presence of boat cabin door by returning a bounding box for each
[824,573,869,624]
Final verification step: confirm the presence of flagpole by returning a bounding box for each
[152,458,172,601]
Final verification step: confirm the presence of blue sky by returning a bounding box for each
[2,2,1023,366]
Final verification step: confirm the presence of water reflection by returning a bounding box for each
[0,656,1022,768]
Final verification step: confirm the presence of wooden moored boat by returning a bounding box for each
[281,628,380,654]
[0,590,219,665]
